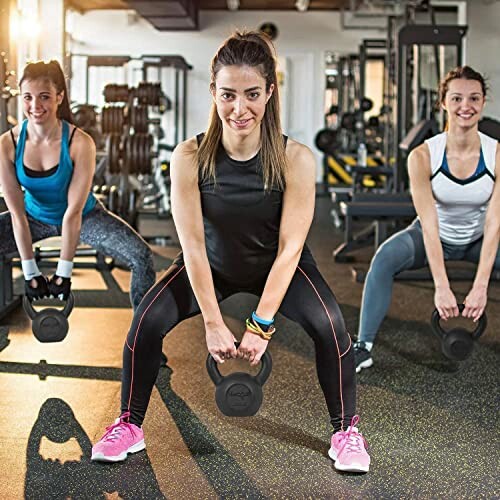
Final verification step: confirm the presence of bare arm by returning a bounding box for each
[170,139,236,362]
[0,130,35,260]
[60,129,96,261]
[240,141,316,365]
[408,145,457,319]
[463,144,500,320]
[256,141,316,319]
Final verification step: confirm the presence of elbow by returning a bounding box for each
[277,242,303,262]
[484,217,500,239]
[63,208,83,226]
[9,209,28,226]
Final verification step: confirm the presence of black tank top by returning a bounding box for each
[174,134,315,287]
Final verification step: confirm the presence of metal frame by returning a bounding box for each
[395,24,467,191]
[141,55,192,144]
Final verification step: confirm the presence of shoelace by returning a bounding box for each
[337,415,368,454]
[100,412,138,443]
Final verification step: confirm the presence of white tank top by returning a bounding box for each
[425,131,497,245]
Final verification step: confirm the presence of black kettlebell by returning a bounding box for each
[430,304,487,361]
[206,346,272,417]
[23,293,75,343]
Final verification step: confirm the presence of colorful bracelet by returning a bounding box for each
[245,318,275,341]
[252,311,274,326]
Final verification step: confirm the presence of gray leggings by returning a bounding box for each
[359,219,500,344]
[0,201,155,310]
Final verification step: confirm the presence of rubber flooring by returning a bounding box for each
[0,195,498,499]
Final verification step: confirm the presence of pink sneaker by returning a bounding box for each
[91,412,145,462]
[328,416,370,473]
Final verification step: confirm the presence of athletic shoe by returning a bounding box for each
[329,415,370,473]
[354,341,373,373]
[91,412,145,462]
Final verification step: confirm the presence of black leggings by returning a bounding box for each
[121,262,356,433]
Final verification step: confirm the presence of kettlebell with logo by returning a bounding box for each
[430,304,487,361]
[206,347,272,417]
[23,293,75,343]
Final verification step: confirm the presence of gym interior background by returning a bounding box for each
[0,0,499,498]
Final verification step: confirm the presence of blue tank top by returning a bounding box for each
[14,120,96,225]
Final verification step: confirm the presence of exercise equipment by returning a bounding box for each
[0,251,21,321]
[23,293,75,343]
[106,133,156,175]
[206,348,272,417]
[430,305,487,361]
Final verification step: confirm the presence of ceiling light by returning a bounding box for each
[295,0,310,12]
[227,0,240,11]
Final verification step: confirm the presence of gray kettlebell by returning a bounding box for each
[430,304,487,361]
[206,345,272,417]
[23,293,75,343]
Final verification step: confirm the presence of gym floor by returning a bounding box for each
[0,195,498,499]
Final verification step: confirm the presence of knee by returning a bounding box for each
[368,241,401,278]
[130,241,154,270]
[313,314,351,355]
[126,303,163,348]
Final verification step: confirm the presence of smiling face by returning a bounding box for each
[211,64,274,139]
[21,78,63,124]
[442,78,485,130]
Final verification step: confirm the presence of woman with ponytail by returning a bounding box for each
[354,66,499,373]
[91,31,370,473]
[0,60,155,309]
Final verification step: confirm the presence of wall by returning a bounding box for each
[69,9,383,174]
[466,0,500,119]
[68,3,500,179]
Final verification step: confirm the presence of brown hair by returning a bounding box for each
[19,60,73,123]
[438,65,488,104]
[198,30,287,191]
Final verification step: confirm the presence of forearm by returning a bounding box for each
[256,246,302,320]
[11,213,35,260]
[421,225,449,289]
[473,220,500,288]
[183,249,224,326]
[60,210,83,261]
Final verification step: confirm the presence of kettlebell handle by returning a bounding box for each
[62,293,75,317]
[23,292,75,320]
[206,342,273,386]
[431,304,487,340]
[22,296,37,320]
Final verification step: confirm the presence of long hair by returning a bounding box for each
[19,60,73,123]
[198,30,287,191]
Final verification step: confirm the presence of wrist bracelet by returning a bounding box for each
[245,318,275,341]
[252,310,274,326]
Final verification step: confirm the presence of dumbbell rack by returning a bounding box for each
[96,82,169,227]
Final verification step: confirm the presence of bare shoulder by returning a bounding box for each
[171,137,199,180]
[171,137,198,165]
[408,142,430,164]
[173,136,198,157]
[285,138,316,177]
[70,126,96,152]
[407,142,431,177]
[0,128,17,158]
